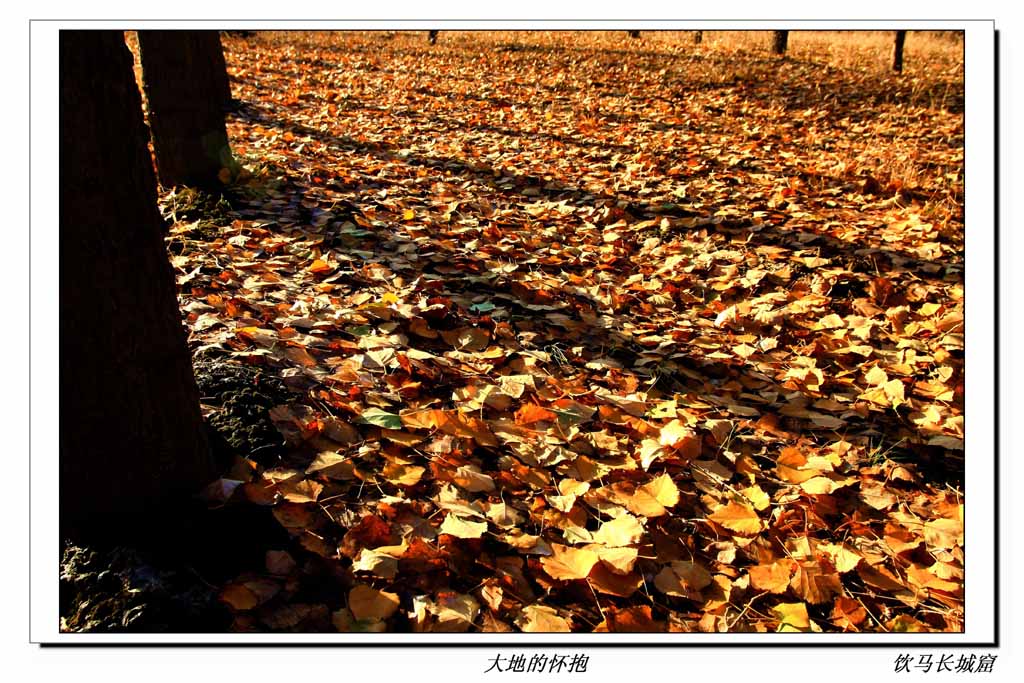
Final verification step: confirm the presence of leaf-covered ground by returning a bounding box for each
[163,31,965,633]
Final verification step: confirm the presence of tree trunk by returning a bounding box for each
[772,30,789,55]
[137,31,234,190]
[428,30,438,44]
[210,32,234,109]
[893,30,907,73]
[693,30,703,45]
[628,30,641,39]
[59,31,215,542]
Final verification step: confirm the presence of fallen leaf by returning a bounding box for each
[348,584,400,621]
[515,605,571,632]
[707,501,763,536]
[540,544,600,580]
[439,513,488,539]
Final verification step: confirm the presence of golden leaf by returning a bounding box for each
[640,472,680,508]
[707,501,763,535]
[540,544,600,580]
[516,605,571,633]
[799,476,837,495]
[923,517,963,549]
[439,513,488,539]
[740,484,771,511]
[771,602,812,632]
[593,513,644,547]
[596,546,639,575]
[658,419,700,451]
[816,542,862,573]
[748,559,796,593]
[348,584,400,621]
[638,437,666,470]
[382,462,426,487]
[864,365,889,386]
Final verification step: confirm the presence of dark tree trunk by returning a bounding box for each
[772,30,789,55]
[693,30,703,45]
[137,31,234,190]
[59,31,215,542]
[893,30,907,73]
[428,30,438,44]
[209,32,234,109]
[628,30,641,39]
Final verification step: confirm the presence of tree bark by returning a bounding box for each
[772,30,789,55]
[59,31,215,542]
[893,30,907,73]
[137,30,234,190]
[209,32,234,109]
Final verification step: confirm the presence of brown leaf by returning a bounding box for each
[595,605,663,632]
[654,561,713,599]
[587,562,642,598]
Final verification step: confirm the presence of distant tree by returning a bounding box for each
[893,30,907,73]
[136,31,236,191]
[428,30,438,44]
[693,30,703,45]
[772,30,789,55]
[59,31,215,542]
[628,30,641,39]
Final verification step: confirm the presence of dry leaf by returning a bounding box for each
[707,501,763,536]
[540,544,600,580]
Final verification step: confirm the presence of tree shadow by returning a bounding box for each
[214,35,965,489]
[230,99,961,280]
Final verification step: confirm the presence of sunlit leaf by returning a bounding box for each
[439,513,488,539]
[707,501,763,535]
[540,544,600,580]
[348,584,400,621]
